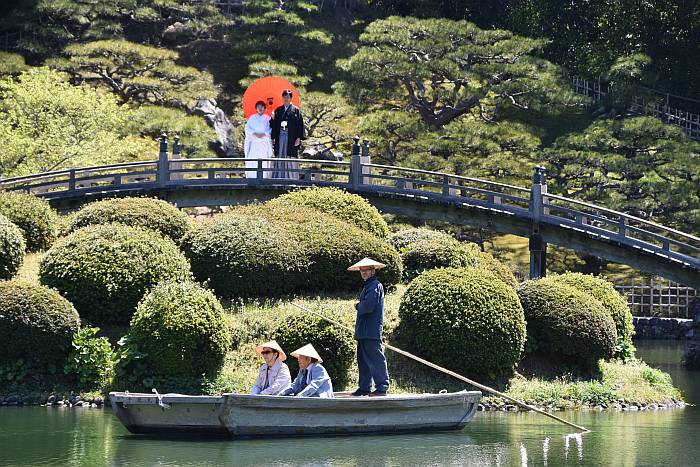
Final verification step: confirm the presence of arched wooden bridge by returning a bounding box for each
[2,137,699,288]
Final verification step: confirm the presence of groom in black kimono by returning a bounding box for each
[271,89,304,159]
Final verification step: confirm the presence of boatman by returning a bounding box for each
[348,257,389,397]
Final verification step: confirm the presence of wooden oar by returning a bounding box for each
[291,302,590,433]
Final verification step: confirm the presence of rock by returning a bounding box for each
[192,99,238,157]
[47,395,57,405]
[628,405,639,411]
[94,397,104,406]
[162,22,196,45]
[301,142,344,162]
[74,401,84,407]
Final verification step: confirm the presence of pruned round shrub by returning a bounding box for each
[551,272,634,357]
[0,280,80,367]
[0,214,25,280]
[0,191,58,251]
[402,237,473,281]
[517,277,617,366]
[39,224,192,326]
[401,236,517,285]
[272,187,390,239]
[398,267,526,378]
[129,281,231,377]
[181,203,402,298]
[63,197,192,242]
[273,312,355,388]
[389,228,453,251]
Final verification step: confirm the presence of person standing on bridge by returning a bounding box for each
[244,100,274,179]
[348,258,390,397]
[271,89,304,180]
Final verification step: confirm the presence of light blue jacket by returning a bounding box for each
[280,363,334,398]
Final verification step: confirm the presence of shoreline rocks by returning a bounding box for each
[0,393,106,408]
[476,397,687,412]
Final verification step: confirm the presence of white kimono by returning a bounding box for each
[251,358,292,396]
[244,113,273,179]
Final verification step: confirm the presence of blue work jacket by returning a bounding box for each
[280,363,334,398]
[354,275,385,340]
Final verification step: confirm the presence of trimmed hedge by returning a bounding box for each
[129,281,231,377]
[517,277,617,366]
[0,191,58,252]
[63,197,192,242]
[551,272,635,357]
[398,267,526,378]
[39,224,192,326]
[272,187,390,239]
[0,280,80,367]
[181,203,402,298]
[402,237,473,281]
[273,312,355,388]
[401,236,517,286]
[0,214,25,280]
[389,228,453,251]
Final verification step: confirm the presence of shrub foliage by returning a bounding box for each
[400,234,517,285]
[517,277,617,366]
[551,272,635,358]
[0,214,25,280]
[398,267,526,379]
[39,224,192,326]
[182,203,402,298]
[0,280,80,368]
[272,187,390,239]
[389,228,453,251]
[0,191,58,252]
[273,312,355,388]
[64,197,192,242]
[129,281,231,377]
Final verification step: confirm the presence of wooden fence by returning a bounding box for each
[571,76,700,140]
[616,278,697,319]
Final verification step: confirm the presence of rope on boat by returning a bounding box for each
[291,302,590,433]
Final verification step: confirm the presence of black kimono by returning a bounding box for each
[271,104,304,158]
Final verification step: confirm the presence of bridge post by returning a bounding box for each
[361,138,371,185]
[171,135,182,181]
[68,168,76,192]
[529,166,548,279]
[158,133,169,187]
[529,233,547,279]
[351,137,361,188]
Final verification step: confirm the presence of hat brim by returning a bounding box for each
[255,342,287,361]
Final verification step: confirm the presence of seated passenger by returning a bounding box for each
[280,343,334,398]
[251,340,292,396]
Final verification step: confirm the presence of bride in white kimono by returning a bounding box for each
[244,101,273,179]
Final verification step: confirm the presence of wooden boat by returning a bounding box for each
[108,390,482,438]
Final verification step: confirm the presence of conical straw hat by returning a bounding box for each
[290,343,323,362]
[347,257,386,271]
[255,340,287,361]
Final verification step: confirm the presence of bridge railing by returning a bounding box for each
[540,192,700,265]
[3,135,700,272]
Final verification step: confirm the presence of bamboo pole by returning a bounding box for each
[291,302,590,433]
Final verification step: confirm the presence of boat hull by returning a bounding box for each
[109,393,227,436]
[108,391,481,438]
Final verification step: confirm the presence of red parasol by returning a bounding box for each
[242,76,301,118]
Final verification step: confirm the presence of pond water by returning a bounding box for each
[1,340,699,466]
